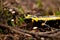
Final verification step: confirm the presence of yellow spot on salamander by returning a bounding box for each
[32,18,39,22]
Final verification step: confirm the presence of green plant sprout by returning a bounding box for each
[36,0,43,9]
[18,6,24,14]
[19,17,24,25]
[55,11,60,16]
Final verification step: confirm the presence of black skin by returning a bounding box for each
[24,19,51,32]
[33,20,51,31]
[45,20,60,29]
[24,18,33,30]
[33,20,45,28]
[24,18,60,31]
[33,20,47,32]
[24,18,32,23]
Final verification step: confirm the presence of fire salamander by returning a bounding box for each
[24,14,60,32]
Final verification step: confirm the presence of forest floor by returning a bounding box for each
[0,0,60,40]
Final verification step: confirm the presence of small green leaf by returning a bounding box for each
[19,17,24,23]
